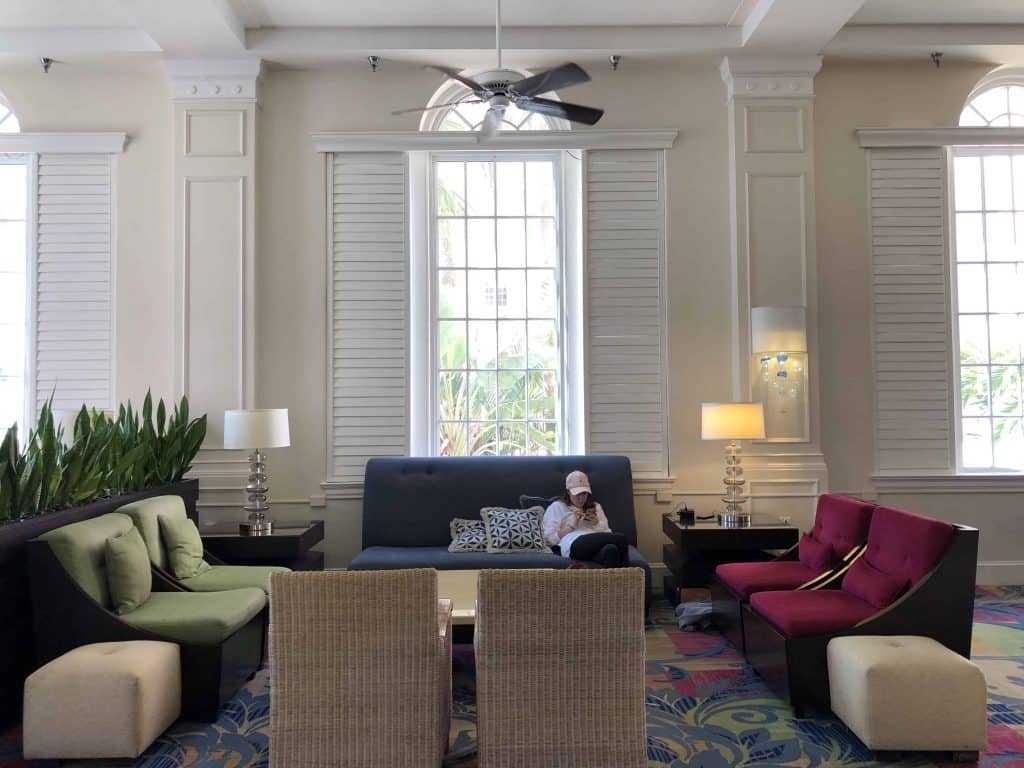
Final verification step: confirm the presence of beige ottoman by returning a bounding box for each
[24,641,181,759]
[828,636,987,756]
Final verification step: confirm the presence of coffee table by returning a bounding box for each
[436,569,478,625]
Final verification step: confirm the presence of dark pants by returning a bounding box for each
[569,532,630,568]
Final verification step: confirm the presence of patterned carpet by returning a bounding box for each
[4,586,1024,767]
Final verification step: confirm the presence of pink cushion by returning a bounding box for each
[750,589,877,637]
[715,560,821,600]
[798,533,835,571]
[812,494,875,557]
[864,506,954,587]
[842,557,907,609]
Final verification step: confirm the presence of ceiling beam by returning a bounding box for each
[828,24,1024,55]
[741,0,866,51]
[118,0,246,55]
[0,27,160,56]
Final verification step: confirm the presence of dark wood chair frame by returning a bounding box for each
[28,540,266,723]
[739,524,979,717]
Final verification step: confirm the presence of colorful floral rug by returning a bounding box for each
[5,586,1024,767]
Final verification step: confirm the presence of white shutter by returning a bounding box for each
[868,147,954,473]
[33,153,114,413]
[327,151,409,484]
[584,149,669,477]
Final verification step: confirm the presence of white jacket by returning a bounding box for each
[542,500,611,557]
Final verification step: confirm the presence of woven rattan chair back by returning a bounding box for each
[269,569,448,768]
[475,568,647,768]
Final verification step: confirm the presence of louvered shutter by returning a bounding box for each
[328,151,409,484]
[33,153,114,414]
[584,149,669,477]
[868,147,954,473]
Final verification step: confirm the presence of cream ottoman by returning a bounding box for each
[23,641,181,759]
[828,636,987,757]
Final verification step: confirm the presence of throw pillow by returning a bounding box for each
[519,494,560,511]
[842,557,907,609]
[159,515,212,580]
[105,527,152,615]
[449,518,488,553]
[798,532,835,572]
[481,506,549,554]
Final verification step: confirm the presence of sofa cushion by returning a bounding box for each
[117,495,189,570]
[448,518,488,553]
[812,494,875,557]
[716,560,821,600]
[843,557,907,609]
[121,588,266,645]
[36,513,135,609]
[519,494,559,511]
[798,533,835,571]
[105,527,153,614]
[481,506,548,553]
[864,506,954,588]
[750,589,878,637]
[159,516,211,580]
[181,564,289,595]
[350,545,575,571]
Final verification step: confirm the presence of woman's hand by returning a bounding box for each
[579,508,598,524]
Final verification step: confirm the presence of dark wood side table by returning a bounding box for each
[200,520,325,571]
[662,513,798,603]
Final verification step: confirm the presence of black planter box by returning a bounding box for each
[0,478,199,728]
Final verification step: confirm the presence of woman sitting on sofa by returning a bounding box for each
[542,470,630,568]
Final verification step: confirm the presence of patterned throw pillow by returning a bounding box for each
[481,506,549,554]
[448,518,488,553]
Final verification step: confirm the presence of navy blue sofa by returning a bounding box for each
[348,455,652,605]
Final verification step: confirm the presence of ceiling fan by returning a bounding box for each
[391,0,604,139]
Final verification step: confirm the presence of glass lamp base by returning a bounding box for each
[240,514,273,536]
[718,512,751,528]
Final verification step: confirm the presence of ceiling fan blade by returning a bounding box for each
[511,62,591,98]
[425,65,489,94]
[391,98,481,116]
[478,106,505,140]
[517,96,603,126]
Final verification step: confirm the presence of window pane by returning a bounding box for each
[986,213,1016,261]
[439,422,467,456]
[957,264,988,313]
[990,314,1022,364]
[988,264,1023,313]
[960,366,990,416]
[0,324,24,377]
[0,377,22,432]
[467,320,496,368]
[436,162,465,215]
[468,371,496,420]
[467,219,496,268]
[528,370,557,420]
[991,365,1022,416]
[959,315,989,364]
[955,213,984,262]
[525,161,555,216]
[1010,87,1024,126]
[496,162,525,216]
[467,271,496,318]
[954,156,983,210]
[497,320,526,368]
[962,418,993,468]
[497,269,525,318]
[528,320,558,369]
[0,273,25,324]
[993,418,1024,469]
[438,373,466,420]
[529,421,557,455]
[497,423,526,455]
[971,87,1008,124]
[984,155,1013,209]
[496,218,526,267]
[438,321,467,369]
[438,270,465,318]
[527,218,557,267]
[467,422,497,456]
[0,221,26,272]
[466,162,495,216]
[437,219,465,267]
[527,270,557,317]
[0,164,26,220]
[497,371,525,419]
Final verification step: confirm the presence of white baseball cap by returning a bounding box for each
[565,470,592,496]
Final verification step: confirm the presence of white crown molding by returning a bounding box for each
[720,55,823,101]
[0,132,126,154]
[858,127,1024,147]
[311,129,679,153]
[872,473,1024,494]
[162,58,262,101]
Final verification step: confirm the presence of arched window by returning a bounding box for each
[419,69,569,133]
[0,92,20,133]
[960,73,1024,127]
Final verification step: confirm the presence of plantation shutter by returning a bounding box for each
[867,146,954,473]
[584,149,669,477]
[33,153,115,414]
[327,151,409,484]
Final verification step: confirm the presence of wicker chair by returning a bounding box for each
[475,568,647,768]
[269,569,452,768]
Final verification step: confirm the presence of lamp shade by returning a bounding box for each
[751,306,807,353]
[701,402,766,440]
[223,409,290,449]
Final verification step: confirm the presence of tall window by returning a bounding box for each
[952,85,1024,470]
[432,155,563,456]
[0,156,27,433]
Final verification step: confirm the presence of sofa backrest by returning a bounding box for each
[34,512,134,609]
[811,494,875,557]
[860,505,955,588]
[362,455,637,548]
[117,495,188,570]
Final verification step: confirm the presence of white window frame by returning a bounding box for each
[0,153,32,433]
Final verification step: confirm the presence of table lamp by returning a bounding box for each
[701,402,766,528]
[223,409,290,535]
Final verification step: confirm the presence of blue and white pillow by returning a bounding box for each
[481,506,548,554]
[448,518,488,553]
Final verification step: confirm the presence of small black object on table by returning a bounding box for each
[662,513,798,603]
[200,520,325,571]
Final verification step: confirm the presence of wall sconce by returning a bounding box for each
[751,306,808,442]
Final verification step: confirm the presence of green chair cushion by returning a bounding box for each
[117,495,188,570]
[105,527,153,614]
[182,564,290,595]
[36,513,135,608]
[159,515,211,580]
[121,588,266,645]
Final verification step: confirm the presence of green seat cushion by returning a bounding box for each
[182,564,290,595]
[117,495,188,570]
[121,588,266,645]
[159,515,211,580]
[105,527,153,614]
[36,513,135,608]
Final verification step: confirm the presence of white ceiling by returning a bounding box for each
[4,0,130,27]
[852,0,1024,25]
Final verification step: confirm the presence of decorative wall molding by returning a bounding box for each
[857,127,1024,147]
[0,132,126,154]
[311,129,679,153]
[720,55,823,101]
[163,58,262,102]
[872,474,1024,494]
